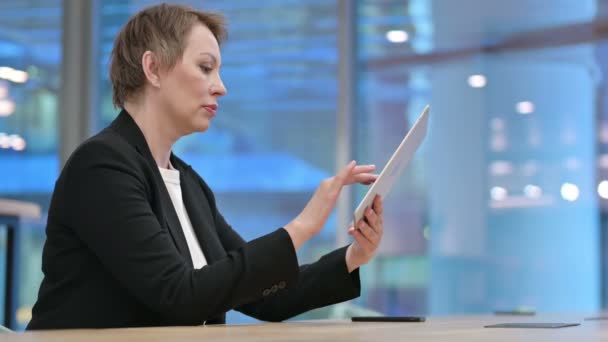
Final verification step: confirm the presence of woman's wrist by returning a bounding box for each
[345,244,362,273]
[284,219,307,250]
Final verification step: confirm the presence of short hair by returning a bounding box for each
[110,3,226,108]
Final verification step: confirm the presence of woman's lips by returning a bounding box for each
[203,105,217,117]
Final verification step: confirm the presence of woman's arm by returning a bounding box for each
[199,177,361,322]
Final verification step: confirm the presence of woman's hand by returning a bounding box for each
[284,161,377,249]
[345,195,384,272]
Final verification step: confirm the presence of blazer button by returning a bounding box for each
[278,281,286,289]
[271,285,278,293]
[263,289,271,296]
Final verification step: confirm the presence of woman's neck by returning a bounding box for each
[124,101,177,169]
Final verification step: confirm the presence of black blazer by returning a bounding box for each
[27,110,360,330]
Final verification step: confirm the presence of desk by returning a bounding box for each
[0,199,41,330]
[6,314,608,341]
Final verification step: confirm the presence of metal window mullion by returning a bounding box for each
[59,0,96,167]
[335,0,357,248]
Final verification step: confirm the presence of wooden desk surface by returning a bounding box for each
[7,314,607,341]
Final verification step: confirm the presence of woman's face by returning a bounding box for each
[158,23,227,136]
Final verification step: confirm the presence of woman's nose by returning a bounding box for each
[212,77,227,97]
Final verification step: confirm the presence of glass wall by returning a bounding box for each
[0,0,62,330]
[355,0,601,315]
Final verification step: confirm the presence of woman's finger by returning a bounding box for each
[372,195,384,217]
[348,227,375,253]
[332,160,357,189]
[356,219,379,245]
[352,164,376,174]
[364,207,380,233]
[351,173,378,184]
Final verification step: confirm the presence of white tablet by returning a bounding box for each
[353,105,430,225]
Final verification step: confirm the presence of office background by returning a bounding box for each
[0,0,605,330]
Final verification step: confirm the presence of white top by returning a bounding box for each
[159,165,208,269]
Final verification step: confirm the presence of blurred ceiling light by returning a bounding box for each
[467,74,486,88]
[0,133,9,149]
[524,184,542,199]
[516,101,534,114]
[561,182,579,202]
[490,118,504,131]
[10,70,27,83]
[9,135,25,151]
[598,180,608,199]
[489,160,512,176]
[490,186,508,201]
[0,66,28,83]
[0,99,15,116]
[386,30,409,43]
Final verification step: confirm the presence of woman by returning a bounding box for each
[27,3,384,330]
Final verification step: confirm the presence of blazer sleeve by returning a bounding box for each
[59,141,300,325]
[199,177,362,322]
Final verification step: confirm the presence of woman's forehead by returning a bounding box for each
[185,24,220,53]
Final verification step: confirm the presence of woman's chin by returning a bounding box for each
[190,118,210,133]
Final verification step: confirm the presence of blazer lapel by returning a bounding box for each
[176,162,226,263]
[109,110,192,264]
[160,192,193,268]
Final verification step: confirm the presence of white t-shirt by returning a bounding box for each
[159,165,208,269]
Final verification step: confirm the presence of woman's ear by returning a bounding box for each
[141,50,161,88]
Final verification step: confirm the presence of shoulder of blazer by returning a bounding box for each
[63,128,141,174]
[59,113,156,199]
[63,131,131,171]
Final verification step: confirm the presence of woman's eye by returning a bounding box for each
[200,65,213,73]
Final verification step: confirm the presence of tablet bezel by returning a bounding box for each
[353,105,430,225]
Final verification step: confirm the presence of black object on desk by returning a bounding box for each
[352,316,426,322]
[494,310,536,316]
[484,323,580,329]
